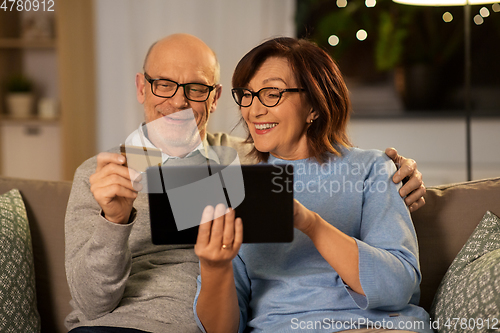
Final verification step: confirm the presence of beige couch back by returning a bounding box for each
[1,175,499,331]
[412,177,500,311]
[0,177,73,333]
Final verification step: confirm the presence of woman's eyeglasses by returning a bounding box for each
[231,87,305,107]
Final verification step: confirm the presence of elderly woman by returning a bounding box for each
[193,37,432,333]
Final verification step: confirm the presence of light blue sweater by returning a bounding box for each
[194,148,432,333]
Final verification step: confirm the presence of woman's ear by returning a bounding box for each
[307,108,319,123]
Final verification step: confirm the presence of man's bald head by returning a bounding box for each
[135,33,223,156]
[142,33,220,83]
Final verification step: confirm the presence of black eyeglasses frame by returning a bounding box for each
[144,72,216,102]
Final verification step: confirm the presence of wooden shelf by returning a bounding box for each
[0,114,60,124]
[0,38,56,49]
[0,1,96,181]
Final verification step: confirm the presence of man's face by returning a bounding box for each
[135,37,220,156]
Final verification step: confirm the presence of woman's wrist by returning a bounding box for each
[300,210,321,239]
[200,260,234,275]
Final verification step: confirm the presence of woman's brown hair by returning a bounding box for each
[232,37,352,163]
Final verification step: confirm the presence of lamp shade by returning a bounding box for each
[393,0,497,5]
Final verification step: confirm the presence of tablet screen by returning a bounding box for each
[147,164,294,244]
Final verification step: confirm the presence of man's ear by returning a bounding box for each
[135,73,146,104]
[209,84,222,114]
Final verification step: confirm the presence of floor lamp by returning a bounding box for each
[392,0,498,181]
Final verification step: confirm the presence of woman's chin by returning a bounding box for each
[253,143,272,154]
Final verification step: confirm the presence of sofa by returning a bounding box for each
[1,175,499,333]
[0,176,73,333]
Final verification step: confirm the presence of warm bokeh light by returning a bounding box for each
[393,0,497,5]
[328,35,340,46]
[493,3,500,12]
[356,29,368,41]
[474,14,484,24]
[365,0,377,7]
[337,0,348,7]
[443,11,454,21]
[480,6,490,16]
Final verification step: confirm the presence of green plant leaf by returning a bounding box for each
[4,74,33,93]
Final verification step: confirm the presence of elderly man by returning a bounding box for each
[65,34,425,333]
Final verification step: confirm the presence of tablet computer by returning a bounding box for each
[147,164,294,245]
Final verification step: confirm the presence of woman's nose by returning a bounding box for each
[249,98,268,117]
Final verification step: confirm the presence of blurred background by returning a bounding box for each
[0,0,498,185]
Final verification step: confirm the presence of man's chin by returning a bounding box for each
[145,114,206,156]
[153,134,201,155]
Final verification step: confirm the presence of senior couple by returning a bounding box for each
[65,34,431,333]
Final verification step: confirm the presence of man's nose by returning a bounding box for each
[169,86,189,108]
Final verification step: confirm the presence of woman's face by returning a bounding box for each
[241,57,316,160]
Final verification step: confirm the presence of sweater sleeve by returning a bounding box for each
[346,154,421,311]
[233,254,252,333]
[64,157,134,320]
[193,254,252,333]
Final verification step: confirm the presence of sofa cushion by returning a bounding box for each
[430,211,500,332]
[0,189,41,332]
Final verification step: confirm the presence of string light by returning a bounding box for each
[337,0,347,7]
[365,0,377,7]
[443,11,454,21]
[328,35,340,46]
[356,29,368,41]
[480,6,490,16]
[474,14,485,24]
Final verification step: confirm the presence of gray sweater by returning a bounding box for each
[65,132,254,332]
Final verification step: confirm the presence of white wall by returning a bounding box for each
[94,0,296,151]
[348,118,500,186]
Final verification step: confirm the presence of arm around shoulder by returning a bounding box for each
[354,155,421,310]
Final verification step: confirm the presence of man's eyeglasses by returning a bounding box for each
[144,73,216,102]
[231,87,306,107]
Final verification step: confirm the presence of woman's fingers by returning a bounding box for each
[209,203,228,247]
[234,218,243,249]
[197,205,215,247]
[196,203,228,249]
[222,208,236,250]
[195,203,243,263]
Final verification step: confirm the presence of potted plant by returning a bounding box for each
[4,74,35,118]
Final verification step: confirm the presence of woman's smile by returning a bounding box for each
[253,122,278,134]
